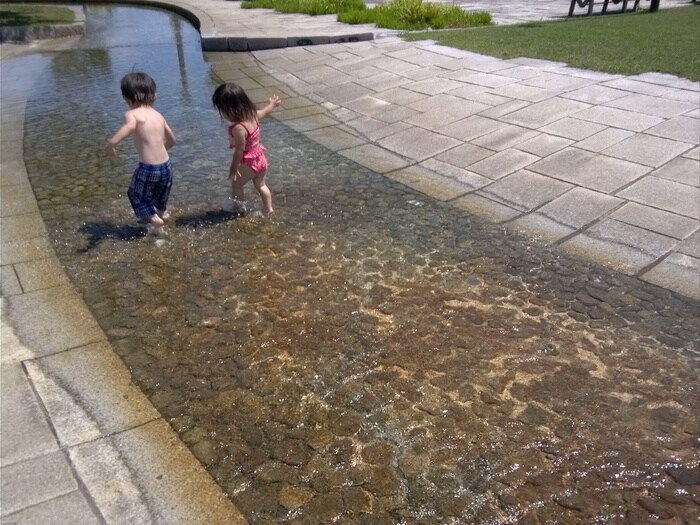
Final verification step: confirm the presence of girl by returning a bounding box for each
[212,83,280,215]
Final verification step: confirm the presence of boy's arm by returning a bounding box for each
[257,94,280,120]
[105,111,137,156]
[164,120,176,151]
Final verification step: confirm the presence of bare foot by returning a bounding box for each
[147,223,166,236]
[231,199,247,216]
[159,209,171,221]
[147,214,165,236]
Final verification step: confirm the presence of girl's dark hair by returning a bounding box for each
[212,83,257,122]
[120,72,156,105]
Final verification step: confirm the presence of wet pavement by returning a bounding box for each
[1,1,699,524]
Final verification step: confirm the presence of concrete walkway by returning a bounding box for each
[1,0,698,523]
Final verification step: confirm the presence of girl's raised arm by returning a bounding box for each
[257,94,281,120]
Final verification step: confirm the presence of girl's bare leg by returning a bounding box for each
[253,172,273,214]
[231,168,253,213]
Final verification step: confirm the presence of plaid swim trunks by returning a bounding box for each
[127,161,173,219]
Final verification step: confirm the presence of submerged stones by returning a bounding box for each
[24,23,700,524]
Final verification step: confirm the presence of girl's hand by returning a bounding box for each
[229,170,241,182]
[269,94,280,108]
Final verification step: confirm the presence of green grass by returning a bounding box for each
[241,0,491,30]
[0,3,75,26]
[404,5,700,81]
[241,0,365,16]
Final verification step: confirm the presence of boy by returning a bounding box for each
[105,72,176,235]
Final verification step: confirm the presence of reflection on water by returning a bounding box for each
[14,5,700,524]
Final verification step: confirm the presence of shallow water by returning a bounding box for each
[12,5,700,524]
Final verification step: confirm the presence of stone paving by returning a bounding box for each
[190,0,699,300]
[1,0,698,523]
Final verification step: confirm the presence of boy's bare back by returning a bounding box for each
[105,104,176,164]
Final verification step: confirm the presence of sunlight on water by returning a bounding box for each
[12,4,700,524]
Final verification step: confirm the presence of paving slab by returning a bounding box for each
[602,133,694,168]
[539,117,607,141]
[684,146,700,160]
[477,169,573,211]
[434,142,494,167]
[12,253,71,293]
[677,230,700,258]
[406,94,490,126]
[419,158,492,190]
[562,218,679,274]
[4,286,104,357]
[280,112,339,132]
[640,252,700,299]
[339,143,412,173]
[617,176,700,219]
[0,184,38,217]
[645,115,700,143]
[5,490,101,524]
[24,341,161,447]
[601,77,686,97]
[0,450,78,518]
[606,93,698,118]
[451,193,522,222]
[386,164,475,201]
[611,202,699,240]
[501,97,591,128]
[574,127,635,153]
[539,186,623,229]
[574,105,664,132]
[467,148,540,180]
[0,267,22,297]
[507,212,577,243]
[489,83,560,102]
[560,84,630,105]
[528,147,651,192]
[470,124,539,151]
[377,126,462,161]
[515,133,573,156]
[0,363,58,465]
[0,237,53,266]
[0,212,48,243]
[342,118,410,141]
[302,126,367,151]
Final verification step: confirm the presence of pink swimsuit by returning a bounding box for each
[228,119,268,174]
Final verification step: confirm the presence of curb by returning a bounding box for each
[0,6,86,44]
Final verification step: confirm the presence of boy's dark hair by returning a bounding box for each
[212,83,257,123]
[120,72,156,106]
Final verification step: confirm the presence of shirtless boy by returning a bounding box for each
[105,72,176,235]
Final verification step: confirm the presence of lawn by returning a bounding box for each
[241,0,491,30]
[0,3,75,26]
[404,5,700,81]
